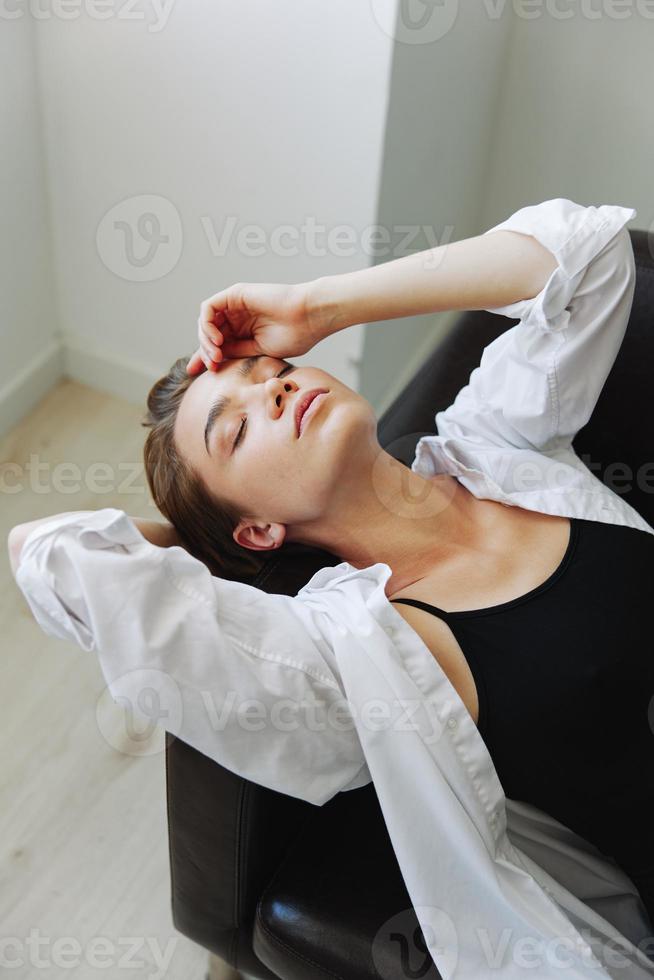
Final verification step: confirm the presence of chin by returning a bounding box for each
[326,410,378,471]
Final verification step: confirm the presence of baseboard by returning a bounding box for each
[2,321,455,444]
[0,342,65,443]
[0,333,166,444]
[61,330,162,407]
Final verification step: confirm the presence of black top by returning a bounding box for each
[390,516,654,927]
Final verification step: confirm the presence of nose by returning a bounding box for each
[265,376,296,418]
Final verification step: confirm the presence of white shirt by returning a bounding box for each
[14,199,654,979]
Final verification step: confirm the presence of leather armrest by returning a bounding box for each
[166,732,311,977]
[165,541,349,976]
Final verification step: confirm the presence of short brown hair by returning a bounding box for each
[141,356,268,583]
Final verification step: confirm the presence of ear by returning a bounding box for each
[233,521,287,552]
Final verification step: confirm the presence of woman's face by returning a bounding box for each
[173,354,377,549]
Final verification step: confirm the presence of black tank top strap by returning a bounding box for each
[390,596,452,620]
[389,595,490,739]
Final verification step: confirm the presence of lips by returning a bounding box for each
[295,388,329,438]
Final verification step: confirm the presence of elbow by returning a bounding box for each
[8,524,28,578]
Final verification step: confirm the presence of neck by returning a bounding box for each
[287,449,476,595]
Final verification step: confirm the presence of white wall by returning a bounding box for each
[481,7,654,229]
[364,5,654,419]
[29,0,396,408]
[4,3,653,442]
[0,14,61,438]
[360,3,515,415]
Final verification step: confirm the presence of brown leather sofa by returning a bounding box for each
[165,228,654,979]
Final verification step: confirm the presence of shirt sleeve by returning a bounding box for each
[13,508,366,806]
[434,198,637,454]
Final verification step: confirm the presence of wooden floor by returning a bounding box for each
[1,379,254,980]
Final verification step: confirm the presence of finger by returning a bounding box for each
[194,350,213,374]
[201,334,224,360]
[199,315,223,346]
[186,349,206,375]
[219,338,261,360]
[200,292,231,329]
[189,344,220,374]
[202,352,219,372]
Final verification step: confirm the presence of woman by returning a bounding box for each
[10,198,654,978]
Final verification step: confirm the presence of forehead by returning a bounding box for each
[175,357,254,457]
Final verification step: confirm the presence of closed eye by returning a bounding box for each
[232,362,295,450]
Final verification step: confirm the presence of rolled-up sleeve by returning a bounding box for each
[435,198,637,454]
[14,508,365,805]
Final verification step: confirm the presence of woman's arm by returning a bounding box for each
[11,507,366,805]
[413,200,637,455]
[8,513,179,577]
[192,201,558,367]
[9,513,82,577]
[305,226,559,335]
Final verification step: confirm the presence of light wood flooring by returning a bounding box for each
[1,379,254,980]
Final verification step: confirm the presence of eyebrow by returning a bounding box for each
[203,355,260,456]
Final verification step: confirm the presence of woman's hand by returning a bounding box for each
[186,280,337,375]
